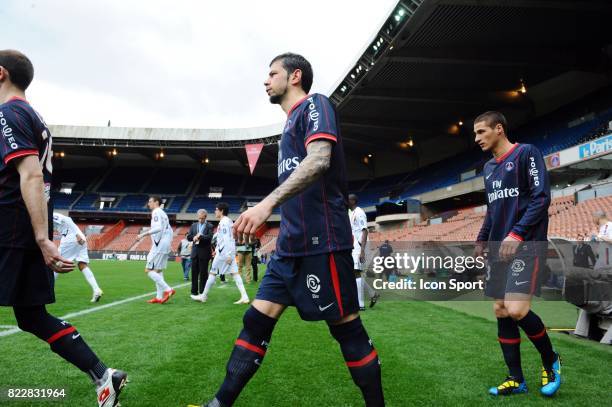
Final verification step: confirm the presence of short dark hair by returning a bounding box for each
[149,196,162,205]
[474,111,508,134]
[270,52,313,93]
[0,50,34,91]
[348,193,358,203]
[216,202,229,216]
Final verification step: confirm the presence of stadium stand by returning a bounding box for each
[72,193,101,211]
[98,167,153,193]
[351,105,612,206]
[104,225,142,251]
[549,195,612,240]
[197,171,244,196]
[242,176,276,197]
[88,221,125,250]
[166,196,188,213]
[187,196,244,214]
[113,195,149,212]
[367,195,610,244]
[258,227,280,255]
[53,167,101,191]
[144,168,196,194]
[57,104,611,216]
[53,191,81,210]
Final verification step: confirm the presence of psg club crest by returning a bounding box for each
[505,161,515,172]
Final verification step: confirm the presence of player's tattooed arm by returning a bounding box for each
[265,139,332,207]
[233,140,332,241]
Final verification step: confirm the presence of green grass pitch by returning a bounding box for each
[0,260,610,406]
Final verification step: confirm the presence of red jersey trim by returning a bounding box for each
[507,232,524,242]
[305,133,337,147]
[4,149,39,164]
[8,96,28,104]
[287,94,311,116]
[496,143,519,163]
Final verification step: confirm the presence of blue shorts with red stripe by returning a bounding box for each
[256,250,358,321]
[484,254,543,299]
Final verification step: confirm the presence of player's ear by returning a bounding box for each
[290,68,302,87]
[0,66,6,83]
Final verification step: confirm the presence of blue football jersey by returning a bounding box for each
[477,143,551,247]
[0,97,54,248]
[275,93,352,257]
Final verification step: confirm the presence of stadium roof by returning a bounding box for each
[53,0,612,179]
[331,0,612,172]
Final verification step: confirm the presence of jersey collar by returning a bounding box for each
[495,143,519,163]
[287,94,311,117]
[7,96,28,104]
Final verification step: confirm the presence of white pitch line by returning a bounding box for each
[0,282,190,338]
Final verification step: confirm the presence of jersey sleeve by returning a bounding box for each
[52,213,64,231]
[64,215,85,239]
[477,207,492,242]
[149,209,163,234]
[218,219,234,254]
[0,104,38,165]
[357,210,368,231]
[302,94,338,147]
[509,145,551,241]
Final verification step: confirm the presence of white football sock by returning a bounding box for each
[159,272,171,291]
[148,272,169,298]
[81,266,101,293]
[233,273,248,300]
[363,276,376,298]
[356,277,365,308]
[202,274,216,297]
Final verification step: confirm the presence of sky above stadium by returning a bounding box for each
[3,0,398,129]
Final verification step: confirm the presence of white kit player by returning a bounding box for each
[348,194,379,310]
[52,212,103,302]
[195,202,249,304]
[137,196,175,304]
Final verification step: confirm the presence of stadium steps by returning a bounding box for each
[549,195,612,239]
[258,227,280,255]
[104,225,142,251]
[89,166,113,193]
[139,167,159,193]
[182,169,205,213]
[68,191,84,210]
[359,178,375,192]
[112,195,126,210]
[88,220,125,250]
[236,175,248,197]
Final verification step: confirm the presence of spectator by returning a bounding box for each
[378,240,395,281]
[236,240,253,284]
[251,239,261,282]
[573,234,596,269]
[187,209,214,299]
[176,232,192,281]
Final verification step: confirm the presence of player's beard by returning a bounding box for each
[269,92,284,105]
[269,81,288,105]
